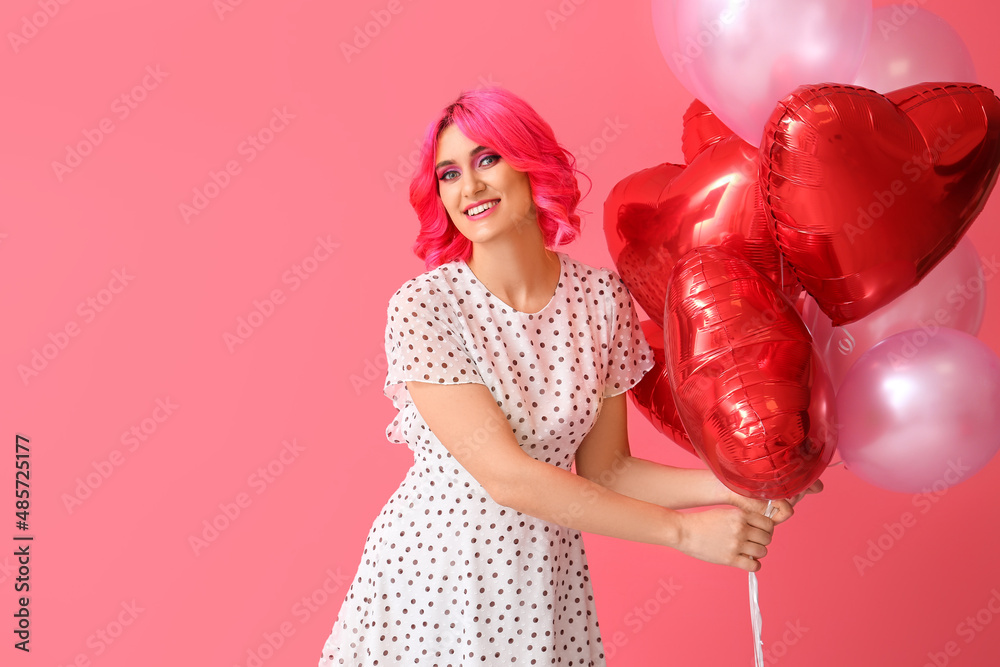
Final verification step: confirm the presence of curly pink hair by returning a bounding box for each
[408,87,592,271]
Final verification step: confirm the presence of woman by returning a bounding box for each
[318,86,821,666]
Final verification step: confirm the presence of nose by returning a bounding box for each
[460,169,486,200]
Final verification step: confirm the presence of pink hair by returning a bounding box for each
[408,87,592,271]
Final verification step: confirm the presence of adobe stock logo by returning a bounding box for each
[214,0,249,20]
[55,599,145,665]
[189,439,306,556]
[339,0,416,64]
[922,588,1000,667]
[668,0,750,74]
[8,0,72,54]
[180,106,296,223]
[18,267,135,386]
[602,578,683,661]
[223,235,339,353]
[844,125,962,245]
[875,0,933,39]
[51,66,169,182]
[573,117,628,171]
[853,459,970,576]
[61,397,180,514]
[545,0,589,30]
[235,567,351,667]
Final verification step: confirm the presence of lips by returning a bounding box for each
[464,199,500,216]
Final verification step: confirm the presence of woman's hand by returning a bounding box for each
[676,507,775,572]
[674,479,824,570]
[726,479,825,525]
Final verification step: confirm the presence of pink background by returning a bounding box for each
[3,0,1000,665]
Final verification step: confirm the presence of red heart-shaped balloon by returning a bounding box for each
[628,319,697,457]
[665,245,837,500]
[605,134,795,329]
[760,82,1000,326]
[681,99,735,164]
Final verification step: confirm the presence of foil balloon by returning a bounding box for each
[802,235,986,389]
[680,99,735,164]
[671,0,872,146]
[605,113,796,329]
[760,82,1000,326]
[628,319,697,457]
[665,245,837,500]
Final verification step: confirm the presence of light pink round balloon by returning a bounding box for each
[854,6,977,93]
[837,328,1000,494]
[672,0,872,146]
[803,236,986,389]
[652,0,697,92]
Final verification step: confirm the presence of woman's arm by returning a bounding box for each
[574,392,824,522]
[406,380,775,572]
[575,393,732,509]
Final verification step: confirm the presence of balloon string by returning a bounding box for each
[749,500,775,667]
[749,568,763,666]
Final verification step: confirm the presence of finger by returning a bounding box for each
[746,525,773,547]
[769,501,794,524]
[789,480,824,507]
[746,512,775,534]
[742,542,768,560]
[735,496,765,514]
[737,556,762,573]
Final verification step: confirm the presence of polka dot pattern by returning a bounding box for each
[319,251,654,666]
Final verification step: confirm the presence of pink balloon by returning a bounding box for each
[672,0,872,146]
[837,328,1000,494]
[651,0,697,92]
[854,6,977,93]
[803,236,987,389]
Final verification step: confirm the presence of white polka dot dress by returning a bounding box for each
[319,250,654,666]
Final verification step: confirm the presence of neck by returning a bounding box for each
[465,239,560,312]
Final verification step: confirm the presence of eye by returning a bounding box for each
[478,154,500,168]
[438,168,459,181]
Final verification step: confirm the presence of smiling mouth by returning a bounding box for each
[465,200,500,216]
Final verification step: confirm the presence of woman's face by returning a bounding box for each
[434,124,537,244]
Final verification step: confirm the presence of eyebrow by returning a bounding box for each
[435,145,490,171]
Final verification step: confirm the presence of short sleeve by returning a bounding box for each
[604,271,655,398]
[382,281,486,411]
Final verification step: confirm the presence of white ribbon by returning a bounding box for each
[749,499,775,667]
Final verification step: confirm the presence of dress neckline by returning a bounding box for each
[459,251,565,316]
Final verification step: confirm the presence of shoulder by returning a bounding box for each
[386,259,466,318]
[561,253,628,306]
[561,253,621,288]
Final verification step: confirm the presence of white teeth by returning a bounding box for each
[466,200,498,216]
